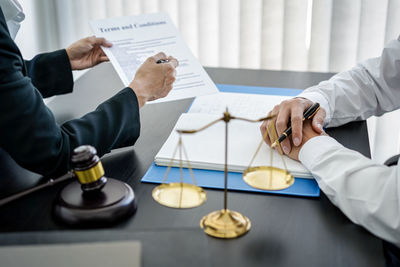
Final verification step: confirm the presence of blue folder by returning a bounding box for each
[141,84,320,197]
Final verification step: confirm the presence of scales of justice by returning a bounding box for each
[152,108,295,239]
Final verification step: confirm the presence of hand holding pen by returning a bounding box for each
[129,52,178,107]
[271,102,321,148]
[260,97,327,155]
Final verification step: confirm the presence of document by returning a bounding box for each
[155,93,313,178]
[188,92,291,119]
[90,13,218,103]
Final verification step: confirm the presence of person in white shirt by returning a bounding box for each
[260,36,400,266]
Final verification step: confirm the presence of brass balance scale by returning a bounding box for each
[152,108,295,239]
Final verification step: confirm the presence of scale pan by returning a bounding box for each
[243,166,294,190]
[152,182,206,209]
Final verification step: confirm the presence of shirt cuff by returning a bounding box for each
[299,135,343,170]
[297,90,331,125]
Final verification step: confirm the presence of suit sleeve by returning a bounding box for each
[24,49,74,98]
[0,12,141,177]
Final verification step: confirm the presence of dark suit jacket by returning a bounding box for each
[0,8,140,177]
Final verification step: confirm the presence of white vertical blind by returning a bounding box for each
[14,0,40,58]
[308,0,332,72]
[282,0,309,71]
[54,0,76,48]
[329,0,361,72]
[31,0,58,53]
[260,0,284,70]
[106,0,124,18]
[178,0,199,57]
[20,0,398,72]
[142,0,159,13]
[369,111,400,163]
[239,0,262,69]
[159,0,178,26]
[219,0,240,68]
[358,0,396,162]
[87,0,107,20]
[73,0,90,40]
[357,0,388,62]
[385,0,400,43]
[123,0,142,16]
[198,0,219,66]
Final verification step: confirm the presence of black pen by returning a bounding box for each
[156,59,169,64]
[271,102,320,148]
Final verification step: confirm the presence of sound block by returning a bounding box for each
[54,178,136,226]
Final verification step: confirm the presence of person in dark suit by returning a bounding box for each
[0,4,178,177]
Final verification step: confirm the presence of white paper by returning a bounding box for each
[90,13,218,103]
[155,113,313,178]
[188,92,291,119]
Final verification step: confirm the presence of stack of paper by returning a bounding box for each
[155,93,313,179]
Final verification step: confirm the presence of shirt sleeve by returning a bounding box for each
[299,136,400,247]
[298,37,400,127]
[24,49,74,98]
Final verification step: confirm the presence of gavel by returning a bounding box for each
[0,145,137,226]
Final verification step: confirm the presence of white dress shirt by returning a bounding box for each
[0,0,24,40]
[297,36,400,246]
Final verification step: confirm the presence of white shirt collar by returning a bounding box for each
[0,0,24,40]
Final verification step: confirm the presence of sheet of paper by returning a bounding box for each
[188,92,291,119]
[90,13,218,103]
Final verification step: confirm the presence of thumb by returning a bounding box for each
[89,36,112,47]
[312,108,326,133]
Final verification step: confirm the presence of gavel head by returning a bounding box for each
[71,145,107,193]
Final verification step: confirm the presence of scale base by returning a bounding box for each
[200,209,251,238]
[152,182,206,209]
[54,178,136,226]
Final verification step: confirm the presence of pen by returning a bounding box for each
[156,59,169,64]
[271,102,320,148]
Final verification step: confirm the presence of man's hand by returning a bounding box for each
[260,97,326,155]
[283,120,327,161]
[66,36,112,70]
[129,52,179,107]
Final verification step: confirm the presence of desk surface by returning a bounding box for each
[0,63,383,267]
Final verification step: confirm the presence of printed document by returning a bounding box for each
[188,92,290,119]
[90,13,218,103]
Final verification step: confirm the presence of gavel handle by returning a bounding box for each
[0,172,75,207]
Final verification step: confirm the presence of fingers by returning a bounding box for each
[167,56,179,68]
[260,120,271,146]
[162,68,176,96]
[151,52,167,62]
[99,56,109,62]
[312,108,326,133]
[163,56,178,85]
[86,36,112,47]
[267,116,284,155]
[290,104,304,146]
[260,109,275,146]
[275,104,291,154]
